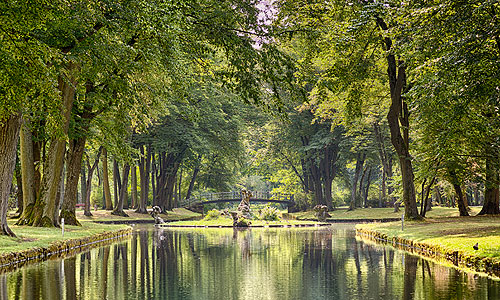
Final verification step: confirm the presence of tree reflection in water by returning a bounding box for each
[0,226,499,300]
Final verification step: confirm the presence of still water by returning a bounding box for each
[1,225,499,300]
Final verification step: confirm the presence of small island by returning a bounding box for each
[160,189,330,228]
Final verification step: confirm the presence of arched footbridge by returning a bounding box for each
[180,191,295,212]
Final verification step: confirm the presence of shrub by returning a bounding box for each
[258,205,281,221]
[235,216,251,227]
[204,209,222,220]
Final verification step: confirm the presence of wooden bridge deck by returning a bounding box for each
[179,191,294,207]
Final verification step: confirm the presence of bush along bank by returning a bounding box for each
[0,227,132,274]
[355,228,500,279]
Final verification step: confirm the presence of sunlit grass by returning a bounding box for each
[357,215,500,259]
[0,221,129,255]
[293,206,482,220]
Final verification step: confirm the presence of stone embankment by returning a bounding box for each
[0,227,132,273]
[356,228,500,278]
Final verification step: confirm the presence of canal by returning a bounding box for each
[1,225,499,299]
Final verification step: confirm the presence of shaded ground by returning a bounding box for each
[76,207,201,222]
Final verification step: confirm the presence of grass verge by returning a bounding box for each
[355,215,500,277]
[0,221,130,255]
[293,206,482,221]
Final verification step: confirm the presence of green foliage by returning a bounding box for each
[257,205,281,221]
[203,209,222,221]
[234,216,251,227]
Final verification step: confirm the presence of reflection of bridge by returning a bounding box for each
[180,191,295,210]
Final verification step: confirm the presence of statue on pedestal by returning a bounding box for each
[231,189,253,227]
[313,204,330,222]
[151,206,165,224]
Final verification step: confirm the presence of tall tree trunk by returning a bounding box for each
[102,148,113,210]
[113,159,121,209]
[15,163,23,217]
[17,118,36,225]
[59,136,86,225]
[449,170,469,216]
[164,163,180,211]
[177,164,182,205]
[479,145,500,215]
[321,144,338,209]
[349,153,365,211]
[146,145,152,207]
[131,165,137,209]
[473,184,480,206]
[112,163,130,217]
[185,156,201,201]
[358,165,368,205]
[84,148,102,217]
[380,168,386,208]
[136,145,148,214]
[363,167,372,207]
[310,162,324,205]
[123,172,129,210]
[33,66,77,227]
[55,164,65,222]
[453,184,470,217]
[0,112,22,236]
[36,137,67,227]
[80,165,86,205]
[376,16,420,220]
[434,186,442,206]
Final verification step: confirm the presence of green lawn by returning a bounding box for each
[0,221,130,255]
[356,215,500,259]
[292,206,482,220]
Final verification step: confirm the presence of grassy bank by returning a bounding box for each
[355,215,500,277]
[0,221,130,255]
[293,206,481,221]
[1,207,199,254]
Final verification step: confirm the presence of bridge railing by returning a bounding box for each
[180,191,294,207]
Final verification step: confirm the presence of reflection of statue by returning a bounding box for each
[313,205,330,222]
[151,206,165,224]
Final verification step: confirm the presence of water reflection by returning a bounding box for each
[0,226,499,299]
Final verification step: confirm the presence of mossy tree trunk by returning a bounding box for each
[83,148,102,217]
[376,16,420,220]
[131,165,137,209]
[136,145,149,214]
[102,148,113,210]
[16,118,37,225]
[113,159,121,210]
[112,163,130,217]
[0,112,22,236]
[35,69,76,227]
[349,153,366,211]
[185,156,201,202]
[60,136,86,226]
[479,145,500,215]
